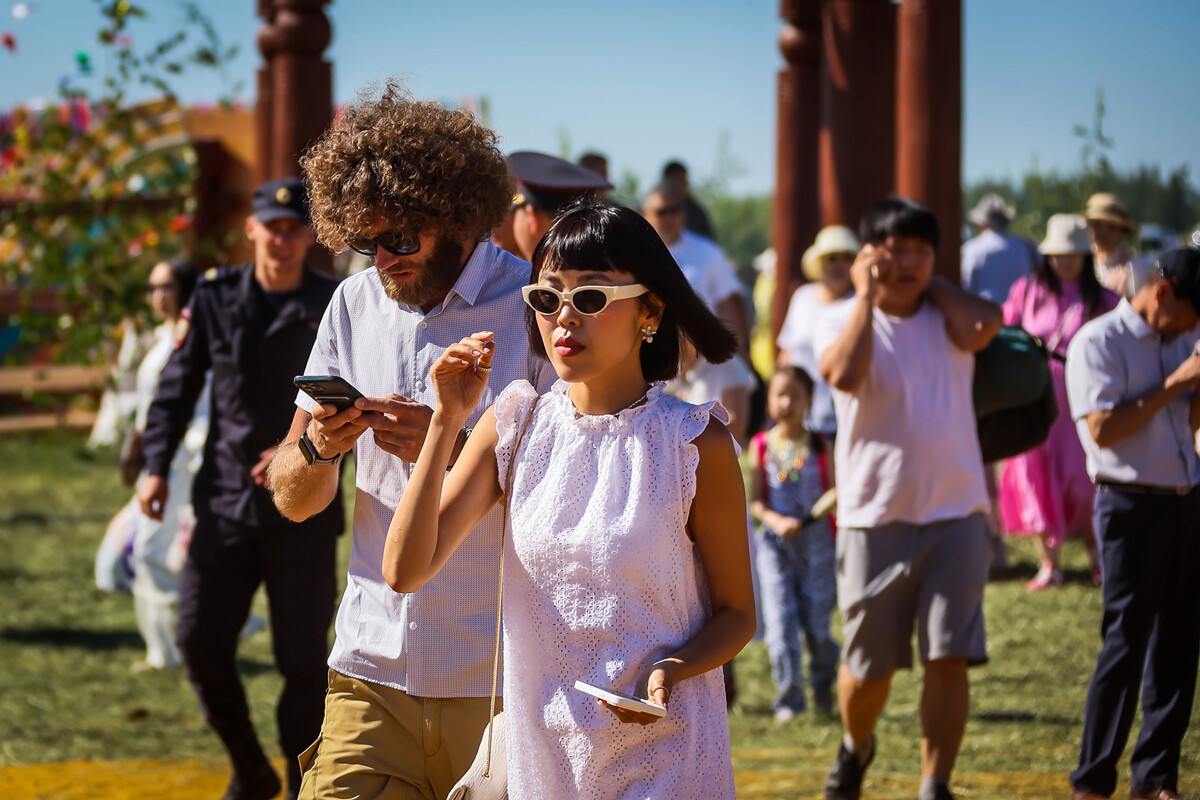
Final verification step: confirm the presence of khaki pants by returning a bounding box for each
[298,670,498,800]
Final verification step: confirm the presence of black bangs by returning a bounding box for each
[859,195,941,248]
[523,197,738,382]
[530,202,626,281]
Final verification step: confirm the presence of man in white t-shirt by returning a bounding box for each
[813,196,1002,800]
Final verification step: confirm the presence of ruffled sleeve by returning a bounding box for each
[679,398,737,513]
[494,379,540,494]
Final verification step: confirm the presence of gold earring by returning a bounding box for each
[641,325,656,344]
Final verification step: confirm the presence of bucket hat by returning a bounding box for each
[802,225,860,281]
[1083,192,1138,234]
[968,193,1015,227]
[1038,214,1091,256]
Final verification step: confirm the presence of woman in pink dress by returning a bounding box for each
[999,214,1119,590]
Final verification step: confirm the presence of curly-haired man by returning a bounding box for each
[268,81,555,799]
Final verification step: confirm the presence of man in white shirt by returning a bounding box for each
[960,193,1035,303]
[1065,249,1200,800]
[814,196,1002,800]
[642,182,747,347]
[266,81,555,800]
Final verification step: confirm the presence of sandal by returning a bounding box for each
[1026,565,1064,591]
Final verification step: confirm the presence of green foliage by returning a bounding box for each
[0,0,239,364]
[965,89,1200,245]
[691,131,772,272]
[705,193,772,276]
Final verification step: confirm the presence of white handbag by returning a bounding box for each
[447,397,538,800]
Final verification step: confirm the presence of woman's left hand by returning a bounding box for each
[599,659,680,726]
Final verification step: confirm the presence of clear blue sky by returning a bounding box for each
[2,0,1197,199]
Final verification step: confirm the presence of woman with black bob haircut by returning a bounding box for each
[384,197,755,797]
[526,199,739,379]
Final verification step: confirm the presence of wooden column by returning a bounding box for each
[255,0,333,182]
[819,0,896,229]
[895,0,962,281]
[256,0,334,271]
[772,0,823,344]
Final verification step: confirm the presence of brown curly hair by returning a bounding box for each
[300,80,512,251]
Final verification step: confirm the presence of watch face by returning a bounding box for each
[299,434,318,465]
[300,433,341,466]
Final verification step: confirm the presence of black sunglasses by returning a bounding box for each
[348,230,421,258]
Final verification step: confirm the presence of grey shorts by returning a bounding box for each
[836,513,991,680]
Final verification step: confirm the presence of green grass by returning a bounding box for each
[1,432,1197,798]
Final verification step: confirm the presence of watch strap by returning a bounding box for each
[299,432,341,466]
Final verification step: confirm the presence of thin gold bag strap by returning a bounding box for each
[483,394,538,778]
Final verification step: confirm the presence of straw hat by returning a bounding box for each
[801,225,860,281]
[1039,214,1091,256]
[1082,192,1138,234]
[968,193,1015,227]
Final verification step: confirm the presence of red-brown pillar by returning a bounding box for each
[772,0,823,344]
[895,0,962,282]
[819,0,896,230]
[256,0,333,182]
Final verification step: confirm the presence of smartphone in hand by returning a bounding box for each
[573,680,667,718]
[294,375,364,412]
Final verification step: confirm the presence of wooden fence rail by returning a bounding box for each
[0,364,109,434]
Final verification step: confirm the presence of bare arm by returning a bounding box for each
[267,403,365,521]
[818,247,880,393]
[748,443,802,539]
[1085,353,1200,447]
[610,419,756,724]
[383,333,502,593]
[925,275,1003,353]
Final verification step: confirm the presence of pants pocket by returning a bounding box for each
[298,734,321,775]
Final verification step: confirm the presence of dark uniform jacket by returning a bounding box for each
[142,263,343,534]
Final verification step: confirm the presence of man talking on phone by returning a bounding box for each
[267,81,556,800]
[139,178,342,800]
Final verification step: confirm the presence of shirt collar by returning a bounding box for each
[444,239,497,307]
[1116,297,1155,340]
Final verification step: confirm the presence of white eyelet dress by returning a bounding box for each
[493,379,737,800]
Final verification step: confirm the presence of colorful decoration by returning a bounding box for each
[11,3,32,20]
[1,31,15,52]
[75,51,92,75]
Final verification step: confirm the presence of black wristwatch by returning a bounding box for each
[299,432,341,466]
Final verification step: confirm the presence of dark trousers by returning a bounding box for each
[178,510,338,795]
[1071,485,1200,796]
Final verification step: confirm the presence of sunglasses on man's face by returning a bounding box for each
[521,283,648,316]
[347,230,421,258]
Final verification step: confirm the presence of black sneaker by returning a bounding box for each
[221,764,282,800]
[825,734,875,800]
[932,783,956,800]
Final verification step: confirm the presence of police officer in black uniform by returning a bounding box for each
[507,150,613,260]
[139,178,342,800]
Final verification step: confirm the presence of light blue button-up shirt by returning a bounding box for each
[1066,298,1200,489]
[298,240,555,697]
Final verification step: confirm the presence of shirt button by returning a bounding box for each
[416,380,424,391]
[420,321,428,329]
[409,621,417,630]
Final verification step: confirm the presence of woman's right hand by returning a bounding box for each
[429,331,496,420]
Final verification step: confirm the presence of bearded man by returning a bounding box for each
[267,80,554,800]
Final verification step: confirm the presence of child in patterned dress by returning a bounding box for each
[750,365,839,718]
